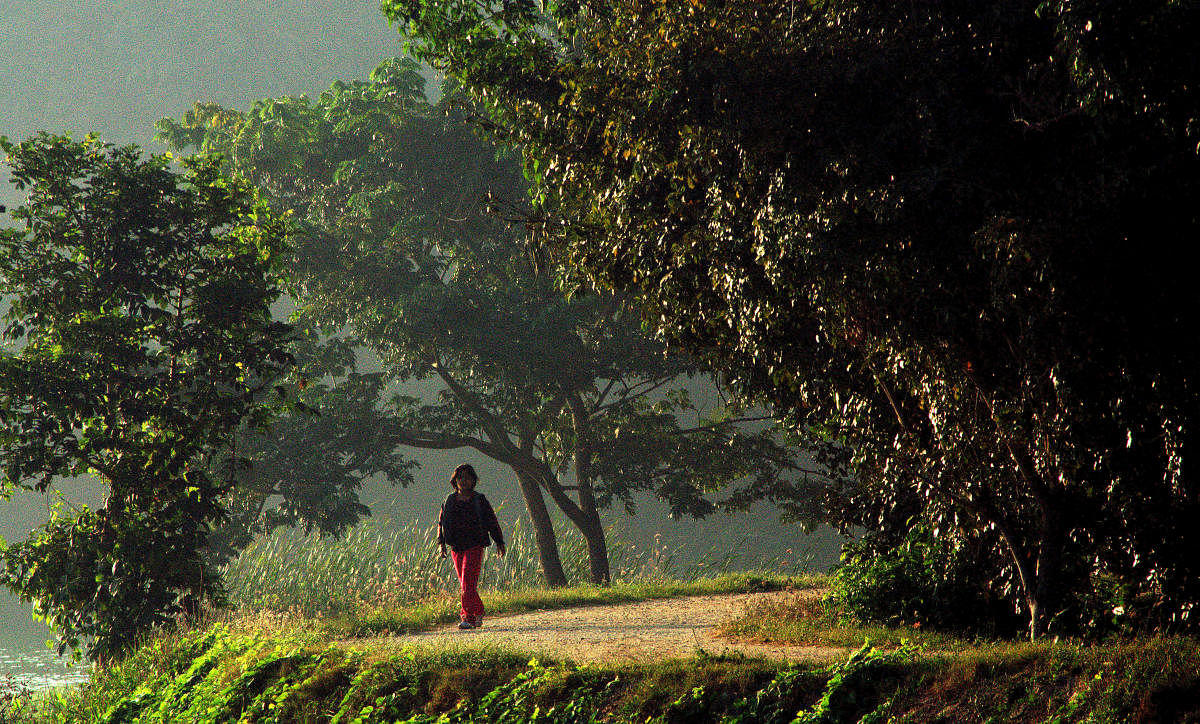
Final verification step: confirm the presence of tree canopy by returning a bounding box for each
[387,0,1200,636]
[0,134,294,659]
[206,335,418,562]
[157,58,815,586]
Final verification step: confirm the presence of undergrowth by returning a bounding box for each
[0,623,890,724]
[217,516,812,639]
[8,518,1200,722]
[15,618,1197,724]
[8,602,1200,722]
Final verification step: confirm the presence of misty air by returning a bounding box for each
[2,1,1198,721]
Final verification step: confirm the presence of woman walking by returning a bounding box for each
[437,463,506,629]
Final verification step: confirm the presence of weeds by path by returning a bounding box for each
[305,572,815,639]
[717,589,964,651]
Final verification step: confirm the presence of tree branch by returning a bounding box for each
[674,416,776,435]
[591,375,676,416]
[395,426,510,460]
[431,358,519,458]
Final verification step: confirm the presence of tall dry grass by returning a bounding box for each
[219,517,697,618]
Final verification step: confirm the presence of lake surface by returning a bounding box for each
[0,644,91,690]
[1,594,91,690]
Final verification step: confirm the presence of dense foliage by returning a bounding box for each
[0,134,293,660]
[156,58,815,586]
[827,526,1024,637]
[206,337,418,561]
[387,0,1200,636]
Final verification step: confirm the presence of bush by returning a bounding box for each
[827,525,1023,637]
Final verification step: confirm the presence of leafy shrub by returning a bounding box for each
[827,525,1023,637]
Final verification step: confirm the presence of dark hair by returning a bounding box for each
[450,463,478,489]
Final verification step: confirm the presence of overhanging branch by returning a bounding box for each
[395,427,510,460]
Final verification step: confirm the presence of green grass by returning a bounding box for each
[218,516,815,639]
[717,591,1200,721]
[9,519,1200,723]
[3,624,797,724]
[1,518,818,722]
[326,571,818,638]
[881,636,1200,722]
[8,581,1200,723]
[15,617,1200,723]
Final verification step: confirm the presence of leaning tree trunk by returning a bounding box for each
[578,509,610,585]
[400,367,571,587]
[997,505,1064,640]
[518,455,612,586]
[568,393,611,584]
[514,469,568,587]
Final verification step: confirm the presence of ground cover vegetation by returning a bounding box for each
[5,508,1200,722]
[154,57,818,589]
[213,514,802,641]
[0,134,295,661]
[0,520,811,722]
[7,606,1200,722]
[386,0,1200,639]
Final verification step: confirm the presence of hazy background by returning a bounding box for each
[1,0,840,657]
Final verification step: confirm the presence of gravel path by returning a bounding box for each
[374,590,849,665]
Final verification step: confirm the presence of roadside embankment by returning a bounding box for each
[5,583,1200,722]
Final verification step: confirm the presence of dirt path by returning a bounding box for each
[372,590,849,665]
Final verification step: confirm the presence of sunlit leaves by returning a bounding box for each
[0,134,294,660]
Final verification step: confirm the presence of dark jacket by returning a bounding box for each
[437,492,505,552]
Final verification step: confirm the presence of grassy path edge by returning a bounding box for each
[323,571,821,638]
[7,572,1200,722]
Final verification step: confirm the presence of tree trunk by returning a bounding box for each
[994,442,1067,640]
[999,511,1063,640]
[514,470,568,587]
[1029,513,1064,640]
[579,510,610,584]
[567,392,611,585]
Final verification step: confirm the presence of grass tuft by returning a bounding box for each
[719,587,983,651]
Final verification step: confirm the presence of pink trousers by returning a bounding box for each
[451,546,485,620]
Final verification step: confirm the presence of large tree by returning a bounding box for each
[206,334,419,562]
[157,58,812,586]
[0,134,294,659]
[387,0,1200,636]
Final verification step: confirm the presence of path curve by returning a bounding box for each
[374,590,848,665]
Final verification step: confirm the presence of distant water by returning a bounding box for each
[1,590,91,691]
[0,645,90,690]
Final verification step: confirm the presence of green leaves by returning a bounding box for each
[0,134,294,660]
[390,0,1200,636]
[156,57,811,587]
